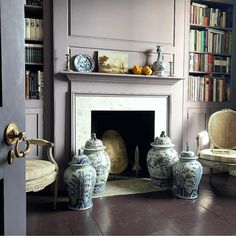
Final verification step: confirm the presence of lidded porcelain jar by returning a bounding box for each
[152,46,166,77]
[147,131,179,189]
[172,146,203,199]
[83,133,111,194]
[63,149,96,210]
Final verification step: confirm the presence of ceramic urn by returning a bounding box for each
[83,133,111,194]
[63,149,97,210]
[152,45,166,77]
[147,131,179,189]
[172,146,203,199]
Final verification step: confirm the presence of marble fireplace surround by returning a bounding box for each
[63,71,183,155]
[75,95,167,152]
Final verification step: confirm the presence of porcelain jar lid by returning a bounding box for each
[180,146,197,160]
[151,131,175,148]
[69,149,91,166]
[84,133,105,151]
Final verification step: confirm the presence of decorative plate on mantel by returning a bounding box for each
[74,54,95,72]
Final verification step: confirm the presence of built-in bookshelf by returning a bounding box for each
[188,1,233,102]
[24,0,44,100]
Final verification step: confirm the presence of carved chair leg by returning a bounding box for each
[53,175,59,210]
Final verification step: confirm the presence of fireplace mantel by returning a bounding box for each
[59,69,184,155]
[61,71,184,85]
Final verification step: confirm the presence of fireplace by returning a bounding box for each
[72,94,168,178]
[61,71,184,182]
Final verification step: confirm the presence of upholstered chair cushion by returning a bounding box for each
[26,160,56,181]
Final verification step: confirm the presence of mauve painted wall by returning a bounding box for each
[53,0,187,182]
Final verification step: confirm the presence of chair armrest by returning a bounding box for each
[196,131,210,156]
[29,139,59,172]
[29,138,54,148]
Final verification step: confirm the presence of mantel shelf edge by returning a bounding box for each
[60,71,185,85]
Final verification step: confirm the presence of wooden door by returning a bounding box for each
[0,0,26,234]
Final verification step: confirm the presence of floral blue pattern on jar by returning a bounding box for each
[173,147,203,199]
[147,131,179,189]
[83,133,111,194]
[64,150,96,210]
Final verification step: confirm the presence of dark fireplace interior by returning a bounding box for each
[91,111,155,179]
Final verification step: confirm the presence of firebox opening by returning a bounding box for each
[91,111,155,179]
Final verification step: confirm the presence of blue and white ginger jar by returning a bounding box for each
[173,147,203,199]
[64,150,96,210]
[83,133,111,194]
[147,131,179,189]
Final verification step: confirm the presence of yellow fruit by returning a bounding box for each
[132,65,143,75]
[143,66,152,75]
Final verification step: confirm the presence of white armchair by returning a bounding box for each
[196,109,236,178]
[26,138,59,209]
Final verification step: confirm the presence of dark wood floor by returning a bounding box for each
[27,173,236,235]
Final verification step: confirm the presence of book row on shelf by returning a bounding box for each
[25,44,43,64]
[188,75,229,102]
[25,18,43,41]
[190,2,232,28]
[189,53,230,73]
[189,29,232,54]
[25,70,44,100]
[24,0,43,7]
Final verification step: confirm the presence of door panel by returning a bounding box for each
[25,108,43,159]
[0,0,25,234]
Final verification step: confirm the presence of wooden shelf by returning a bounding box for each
[24,4,42,9]
[25,62,43,66]
[189,71,230,76]
[187,101,230,108]
[25,38,43,43]
[189,51,231,57]
[190,24,232,31]
[60,71,184,85]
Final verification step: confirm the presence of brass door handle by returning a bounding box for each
[4,123,30,164]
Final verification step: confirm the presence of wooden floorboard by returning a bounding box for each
[27,173,236,235]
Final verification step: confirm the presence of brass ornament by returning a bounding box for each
[4,123,30,164]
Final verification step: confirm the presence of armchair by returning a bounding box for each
[26,138,59,209]
[196,109,236,180]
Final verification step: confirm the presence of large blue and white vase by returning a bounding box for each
[83,133,111,194]
[64,150,96,210]
[147,131,179,190]
[173,147,203,199]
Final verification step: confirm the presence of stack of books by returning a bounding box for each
[188,76,229,102]
[190,2,232,28]
[25,70,44,99]
[25,18,43,41]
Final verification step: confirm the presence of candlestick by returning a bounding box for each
[169,53,174,76]
[65,47,72,71]
[66,47,70,55]
[169,61,174,77]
